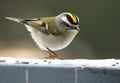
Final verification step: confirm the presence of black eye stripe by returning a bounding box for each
[63,22,70,27]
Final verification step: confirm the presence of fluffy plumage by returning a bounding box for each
[5,12,79,51]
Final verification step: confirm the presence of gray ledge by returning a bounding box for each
[0,57,120,83]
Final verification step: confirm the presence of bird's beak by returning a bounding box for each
[71,26,80,31]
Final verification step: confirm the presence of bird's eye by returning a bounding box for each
[63,22,70,27]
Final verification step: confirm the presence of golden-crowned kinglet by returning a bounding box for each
[5,12,80,59]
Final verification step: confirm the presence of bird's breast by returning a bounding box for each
[31,29,79,51]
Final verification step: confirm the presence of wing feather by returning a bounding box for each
[5,17,61,35]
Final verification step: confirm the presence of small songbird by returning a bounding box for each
[5,12,80,59]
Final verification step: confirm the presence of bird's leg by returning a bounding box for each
[47,47,57,57]
[45,47,62,59]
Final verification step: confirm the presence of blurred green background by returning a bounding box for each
[0,0,120,59]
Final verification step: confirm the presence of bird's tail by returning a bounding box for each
[5,17,33,32]
[5,17,22,23]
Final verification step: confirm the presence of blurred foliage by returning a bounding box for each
[0,0,120,59]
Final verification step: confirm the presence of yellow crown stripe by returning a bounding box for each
[67,13,77,23]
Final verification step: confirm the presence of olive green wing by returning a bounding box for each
[5,17,49,34]
[22,18,49,34]
[5,17,60,35]
[23,18,61,35]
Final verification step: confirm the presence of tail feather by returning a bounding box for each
[5,17,33,32]
[5,17,21,23]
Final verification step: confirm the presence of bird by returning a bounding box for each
[5,12,80,59]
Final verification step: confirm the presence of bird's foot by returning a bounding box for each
[45,55,62,60]
[45,48,63,60]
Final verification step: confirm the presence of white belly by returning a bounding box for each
[25,25,78,51]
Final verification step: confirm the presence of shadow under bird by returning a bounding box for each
[5,12,80,59]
